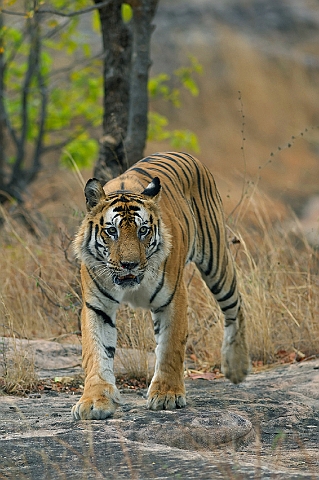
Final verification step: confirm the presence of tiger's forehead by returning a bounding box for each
[99,193,155,226]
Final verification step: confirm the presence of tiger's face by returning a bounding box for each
[76,177,169,290]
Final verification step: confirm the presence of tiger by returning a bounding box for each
[71,152,250,420]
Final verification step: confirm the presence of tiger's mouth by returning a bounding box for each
[113,274,143,288]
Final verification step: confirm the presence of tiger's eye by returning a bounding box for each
[106,226,117,236]
[139,226,149,236]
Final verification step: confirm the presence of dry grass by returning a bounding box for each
[0,188,318,383]
[116,306,155,380]
[233,189,319,364]
[0,336,38,394]
[0,206,81,341]
[178,189,319,370]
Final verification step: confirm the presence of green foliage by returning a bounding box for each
[60,133,99,169]
[174,55,203,96]
[148,74,181,107]
[1,0,202,175]
[121,3,133,23]
[148,56,203,152]
[2,0,103,170]
[148,113,200,153]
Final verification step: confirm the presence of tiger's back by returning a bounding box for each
[71,152,249,420]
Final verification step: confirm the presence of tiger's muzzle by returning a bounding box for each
[112,261,145,288]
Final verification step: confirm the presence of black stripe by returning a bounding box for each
[192,200,205,265]
[85,302,115,328]
[87,268,119,304]
[150,258,168,304]
[201,172,222,277]
[108,196,144,207]
[217,276,237,303]
[210,263,228,296]
[104,346,115,358]
[195,161,221,276]
[153,264,183,314]
[129,167,154,181]
[94,224,106,253]
[145,165,184,196]
[149,155,191,191]
[85,221,104,262]
[221,298,239,313]
[153,319,160,336]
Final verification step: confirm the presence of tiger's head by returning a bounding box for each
[75,177,171,290]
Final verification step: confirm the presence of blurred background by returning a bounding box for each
[24,0,319,241]
[1,0,319,373]
[149,0,319,229]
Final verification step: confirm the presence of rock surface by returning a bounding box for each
[0,340,318,479]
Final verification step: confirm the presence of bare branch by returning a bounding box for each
[0,10,5,183]
[27,43,48,183]
[42,18,72,41]
[10,14,38,182]
[42,120,98,154]
[1,0,113,18]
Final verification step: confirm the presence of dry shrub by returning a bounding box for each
[233,191,319,364]
[185,264,224,368]
[116,306,155,380]
[0,206,81,341]
[184,189,319,368]
[0,188,318,381]
[0,336,38,394]
[0,305,38,394]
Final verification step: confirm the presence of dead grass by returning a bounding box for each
[0,187,318,382]
[0,206,81,341]
[0,336,38,395]
[233,189,319,364]
[116,306,155,380]
[180,189,319,370]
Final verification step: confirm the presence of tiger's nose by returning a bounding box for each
[120,261,138,270]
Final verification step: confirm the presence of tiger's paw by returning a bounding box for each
[221,342,250,385]
[71,383,122,420]
[146,380,186,411]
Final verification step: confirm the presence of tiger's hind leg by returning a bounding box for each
[221,303,250,384]
[199,251,250,384]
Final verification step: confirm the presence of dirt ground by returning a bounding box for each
[0,340,318,479]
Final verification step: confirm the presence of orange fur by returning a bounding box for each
[71,153,249,420]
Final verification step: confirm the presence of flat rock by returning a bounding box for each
[0,339,318,479]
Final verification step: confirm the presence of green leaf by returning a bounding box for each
[148,112,170,142]
[174,56,203,97]
[169,130,200,153]
[148,113,200,153]
[60,134,99,169]
[121,4,133,23]
[92,10,100,33]
[82,43,91,58]
[148,74,181,107]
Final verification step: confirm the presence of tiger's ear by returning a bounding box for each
[84,178,106,211]
[142,177,161,199]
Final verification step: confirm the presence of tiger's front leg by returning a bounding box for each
[71,300,121,420]
[147,282,188,410]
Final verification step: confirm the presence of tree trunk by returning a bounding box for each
[93,0,159,184]
[0,1,47,204]
[0,9,6,198]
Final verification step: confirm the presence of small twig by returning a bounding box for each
[0,324,23,338]
[45,332,81,342]
[36,277,79,312]
[2,0,112,18]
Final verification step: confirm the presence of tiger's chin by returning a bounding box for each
[113,273,144,289]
